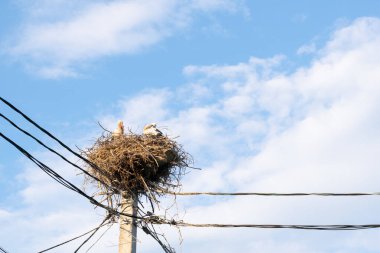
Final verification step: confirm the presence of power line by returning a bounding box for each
[165,191,380,197]
[0,112,123,196]
[0,132,142,220]
[0,97,152,220]
[144,217,380,231]
[0,97,110,180]
[170,222,380,231]
[73,217,110,253]
[37,217,111,253]
[0,247,8,253]
[0,113,112,189]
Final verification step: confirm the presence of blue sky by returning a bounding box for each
[2,1,380,252]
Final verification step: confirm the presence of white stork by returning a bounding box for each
[112,120,124,137]
[143,123,163,136]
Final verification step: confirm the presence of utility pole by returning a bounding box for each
[119,193,138,253]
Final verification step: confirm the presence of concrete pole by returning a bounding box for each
[119,193,138,253]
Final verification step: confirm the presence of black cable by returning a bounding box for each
[37,217,111,253]
[0,132,142,220]
[166,191,380,197]
[0,97,110,179]
[73,217,110,253]
[0,112,121,194]
[140,222,175,253]
[173,222,380,230]
[0,247,8,253]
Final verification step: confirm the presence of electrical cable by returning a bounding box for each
[0,132,142,220]
[0,247,8,253]
[0,97,110,179]
[168,222,380,231]
[0,112,122,195]
[73,217,110,253]
[37,217,111,253]
[164,191,380,197]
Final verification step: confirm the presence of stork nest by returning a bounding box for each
[82,132,191,202]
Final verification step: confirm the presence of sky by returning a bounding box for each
[2,0,380,252]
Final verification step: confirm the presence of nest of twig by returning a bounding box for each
[81,130,191,253]
[82,132,191,200]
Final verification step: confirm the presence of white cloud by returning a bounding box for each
[297,42,316,55]
[34,65,80,79]
[100,89,171,133]
[191,0,244,13]
[4,17,380,252]
[0,209,11,219]
[4,0,246,78]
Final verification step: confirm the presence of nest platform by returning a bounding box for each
[83,133,190,199]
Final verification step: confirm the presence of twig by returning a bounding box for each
[97,122,112,133]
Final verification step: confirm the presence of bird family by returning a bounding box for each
[112,121,163,137]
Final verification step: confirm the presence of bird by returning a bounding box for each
[112,120,124,137]
[143,123,163,136]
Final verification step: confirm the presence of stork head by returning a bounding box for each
[117,120,124,131]
[143,123,156,131]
